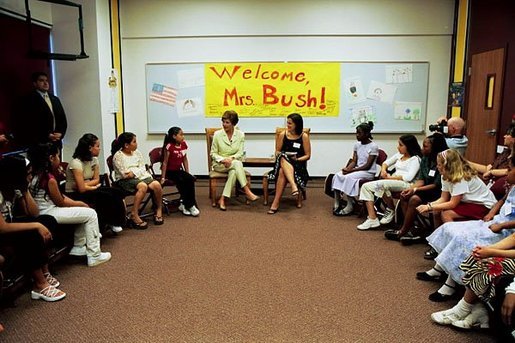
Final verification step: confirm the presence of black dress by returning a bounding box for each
[268,133,309,189]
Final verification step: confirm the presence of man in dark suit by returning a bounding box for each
[15,72,67,149]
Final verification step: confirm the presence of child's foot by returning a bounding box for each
[153,215,164,225]
[87,252,112,267]
[31,285,66,302]
[43,272,60,288]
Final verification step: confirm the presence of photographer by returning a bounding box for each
[430,116,468,156]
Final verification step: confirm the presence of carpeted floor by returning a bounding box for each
[0,181,496,342]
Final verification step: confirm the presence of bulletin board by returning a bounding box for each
[145,61,429,133]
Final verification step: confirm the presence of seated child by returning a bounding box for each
[332,122,378,216]
[0,155,66,301]
[384,133,448,242]
[431,233,515,330]
[417,153,515,302]
[111,132,164,228]
[357,134,421,230]
[28,143,111,267]
[66,133,126,233]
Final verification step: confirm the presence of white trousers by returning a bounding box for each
[42,206,101,257]
[359,179,411,202]
[213,160,248,198]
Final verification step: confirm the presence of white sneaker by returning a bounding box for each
[188,205,200,217]
[380,208,395,225]
[87,252,112,267]
[431,305,469,325]
[357,217,381,230]
[110,225,123,233]
[334,205,353,217]
[178,204,191,216]
[69,245,87,256]
[452,303,490,329]
[341,204,353,215]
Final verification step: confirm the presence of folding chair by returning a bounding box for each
[262,127,310,207]
[146,147,181,214]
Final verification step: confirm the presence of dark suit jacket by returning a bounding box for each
[15,90,67,149]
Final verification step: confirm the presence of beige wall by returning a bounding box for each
[120,0,454,176]
[51,0,114,167]
[1,0,455,176]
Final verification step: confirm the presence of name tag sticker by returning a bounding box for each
[497,145,506,154]
[428,170,436,177]
[293,142,301,149]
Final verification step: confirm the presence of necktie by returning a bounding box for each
[43,93,54,113]
[43,93,56,131]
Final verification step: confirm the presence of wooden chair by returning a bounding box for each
[205,128,251,207]
[262,127,311,207]
[146,147,181,214]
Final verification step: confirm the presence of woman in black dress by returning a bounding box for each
[267,113,311,214]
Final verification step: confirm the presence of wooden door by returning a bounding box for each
[465,48,505,164]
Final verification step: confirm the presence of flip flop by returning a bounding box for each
[267,208,278,214]
[129,219,148,230]
[154,216,164,225]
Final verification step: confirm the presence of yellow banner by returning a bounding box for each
[205,62,340,117]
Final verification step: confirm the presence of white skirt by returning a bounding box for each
[331,170,375,197]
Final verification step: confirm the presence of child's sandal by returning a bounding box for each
[129,219,148,230]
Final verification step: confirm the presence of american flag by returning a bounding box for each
[149,83,177,106]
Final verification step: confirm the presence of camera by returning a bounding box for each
[429,120,447,133]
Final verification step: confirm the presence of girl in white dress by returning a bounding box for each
[332,122,378,216]
[416,148,499,302]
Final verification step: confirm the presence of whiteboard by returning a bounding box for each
[145,61,429,134]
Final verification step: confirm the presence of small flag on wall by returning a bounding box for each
[149,83,177,106]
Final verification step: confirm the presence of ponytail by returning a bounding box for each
[111,132,136,156]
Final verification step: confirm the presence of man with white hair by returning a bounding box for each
[437,116,468,156]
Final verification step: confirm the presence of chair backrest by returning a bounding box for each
[106,155,115,184]
[274,127,311,152]
[205,128,222,172]
[57,162,68,193]
[376,149,387,166]
[147,147,163,177]
[373,149,388,176]
[149,147,163,165]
